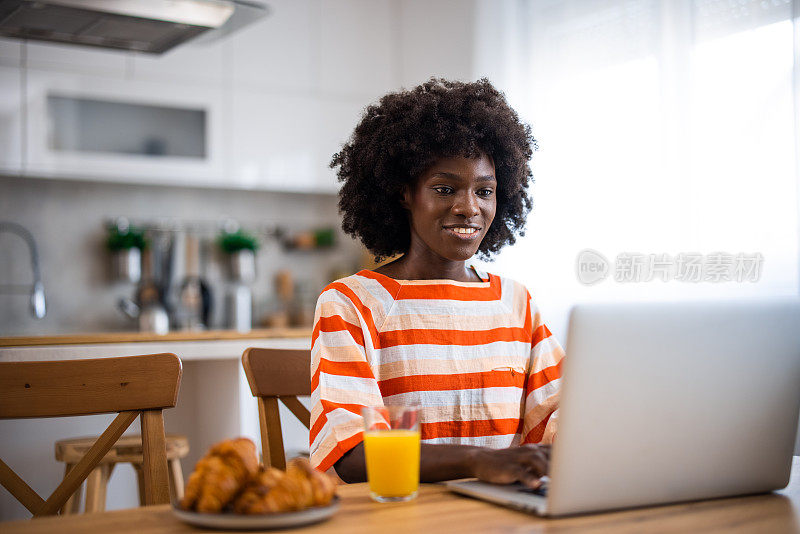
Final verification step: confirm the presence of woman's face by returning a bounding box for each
[403,152,497,262]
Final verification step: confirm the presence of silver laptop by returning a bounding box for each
[446,299,800,516]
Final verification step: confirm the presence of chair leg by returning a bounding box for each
[84,465,110,513]
[140,410,170,505]
[133,464,146,507]
[259,397,286,469]
[60,463,82,515]
[168,459,185,503]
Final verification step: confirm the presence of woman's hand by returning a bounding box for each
[468,444,551,489]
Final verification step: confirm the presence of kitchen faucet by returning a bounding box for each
[0,221,46,319]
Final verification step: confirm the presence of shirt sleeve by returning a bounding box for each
[309,284,385,472]
[521,296,565,445]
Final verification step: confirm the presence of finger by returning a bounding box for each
[516,447,549,473]
[526,444,551,462]
[529,458,548,478]
[537,444,552,460]
[514,457,547,479]
[520,443,551,456]
[528,452,550,476]
[518,470,543,490]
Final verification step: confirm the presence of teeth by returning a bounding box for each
[451,227,477,234]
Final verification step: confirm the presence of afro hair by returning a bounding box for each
[331,78,537,262]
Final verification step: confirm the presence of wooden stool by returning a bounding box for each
[55,434,189,514]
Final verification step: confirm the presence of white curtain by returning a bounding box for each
[474,0,799,338]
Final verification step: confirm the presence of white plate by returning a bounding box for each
[172,498,340,530]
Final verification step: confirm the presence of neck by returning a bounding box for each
[379,249,477,282]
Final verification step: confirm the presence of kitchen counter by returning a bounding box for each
[0,327,311,347]
[0,329,311,363]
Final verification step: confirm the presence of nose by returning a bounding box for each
[452,190,480,218]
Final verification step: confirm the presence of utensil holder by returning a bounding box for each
[228,249,256,283]
[112,248,141,283]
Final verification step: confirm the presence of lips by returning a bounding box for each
[443,225,481,239]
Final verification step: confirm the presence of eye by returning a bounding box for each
[477,188,495,197]
[433,186,454,195]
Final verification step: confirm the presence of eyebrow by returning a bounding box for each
[430,172,497,182]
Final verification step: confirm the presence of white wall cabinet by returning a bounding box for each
[22,40,128,77]
[230,0,316,93]
[313,97,365,192]
[22,68,228,187]
[317,0,395,99]
[5,33,225,84]
[0,36,21,63]
[0,65,22,175]
[128,39,227,87]
[230,89,363,193]
[230,90,318,191]
[225,0,394,193]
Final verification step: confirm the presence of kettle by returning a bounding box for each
[117,246,169,335]
[118,281,169,335]
[118,299,169,335]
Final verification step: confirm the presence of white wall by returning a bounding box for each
[396,0,476,87]
[0,176,360,336]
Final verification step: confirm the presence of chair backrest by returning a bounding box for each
[0,353,182,517]
[241,348,311,469]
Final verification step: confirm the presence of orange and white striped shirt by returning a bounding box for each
[309,268,564,472]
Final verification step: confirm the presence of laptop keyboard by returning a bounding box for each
[517,483,548,497]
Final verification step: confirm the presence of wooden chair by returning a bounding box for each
[0,353,182,517]
[54,433,189,514]
[241,348,311,470]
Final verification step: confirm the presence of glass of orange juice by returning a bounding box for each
[362,405,421,503]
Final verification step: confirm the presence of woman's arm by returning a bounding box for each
[335,442,550,488]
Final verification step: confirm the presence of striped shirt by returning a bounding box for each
[309,268,564,472]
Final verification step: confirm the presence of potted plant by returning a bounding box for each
[218,229,259,283]
[107,223,147,283]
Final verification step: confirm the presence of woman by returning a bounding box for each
[310,79,563,489]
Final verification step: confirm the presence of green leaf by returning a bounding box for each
[107,226,147,251]
[218,229,259,253]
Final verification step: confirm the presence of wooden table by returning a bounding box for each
[4,458,799,533]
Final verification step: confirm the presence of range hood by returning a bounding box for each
[0,0,268,55]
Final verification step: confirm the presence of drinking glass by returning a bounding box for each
[362,406,421,503]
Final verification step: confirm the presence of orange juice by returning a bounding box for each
[363,429,421,498]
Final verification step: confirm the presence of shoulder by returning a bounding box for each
[478,269,547,323]
[319,272,364,294]
[495,273,529,293]
[316,270,401,311]
[475,267,531,299]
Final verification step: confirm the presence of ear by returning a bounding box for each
[400,185,412,209]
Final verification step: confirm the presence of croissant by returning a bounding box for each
[272,460,315,511]
[289,457,337,507]
[232,458,338,514]
[180,437,259,513]
[232,467,286,514]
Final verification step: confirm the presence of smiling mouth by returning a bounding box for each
[444,226,481,238]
